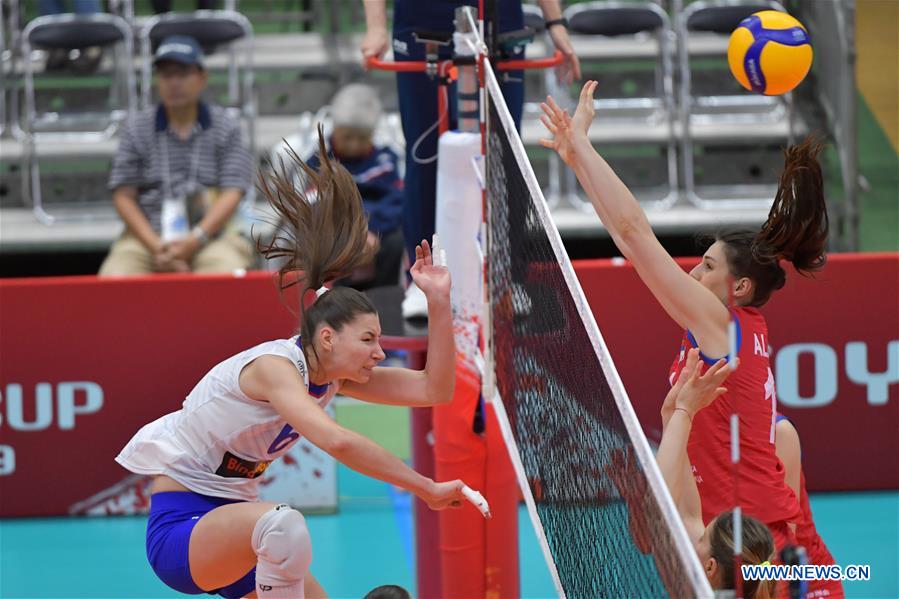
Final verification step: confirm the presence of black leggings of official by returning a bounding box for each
[370,229,405,289]
[339,229,405,291]
[151,0,216,12]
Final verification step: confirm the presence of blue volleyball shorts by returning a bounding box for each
[146,491,256,598]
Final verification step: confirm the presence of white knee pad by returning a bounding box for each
[252,504,312,591]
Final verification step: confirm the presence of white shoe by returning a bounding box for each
[402,281,429,319]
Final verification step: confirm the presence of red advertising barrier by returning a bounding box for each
[0,273,298,518]
[0,254,896,517]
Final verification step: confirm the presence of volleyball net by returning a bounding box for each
[481,58,713,598]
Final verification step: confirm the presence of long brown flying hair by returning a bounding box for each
[716,135,829,307]
[256,126,377,364]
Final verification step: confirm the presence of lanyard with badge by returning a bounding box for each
[159,128,204,242]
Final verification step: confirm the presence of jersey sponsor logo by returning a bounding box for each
[267,423,300,454]
[215,451,272,479]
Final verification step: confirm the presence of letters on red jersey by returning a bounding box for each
[668,307,802,528]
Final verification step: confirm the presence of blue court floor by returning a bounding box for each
[1,466,896,599]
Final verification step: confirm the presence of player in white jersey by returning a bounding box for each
[116,130,477,599]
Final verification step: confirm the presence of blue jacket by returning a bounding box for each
[306,143,404,236]
[393,0,523,36]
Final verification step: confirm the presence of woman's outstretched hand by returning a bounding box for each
[675,350,734,419]
[538,80,599,168]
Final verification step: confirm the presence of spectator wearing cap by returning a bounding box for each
[99,35,255,276]
[304,83,405,290]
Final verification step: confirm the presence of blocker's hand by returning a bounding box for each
[538,81,599,168]
[674,349,734,420]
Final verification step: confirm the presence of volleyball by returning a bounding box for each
[727,10,813,96]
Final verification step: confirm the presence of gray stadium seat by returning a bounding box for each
[521,3,570,210]
[17,12,136,225]
[564,1,679,209]
[675,0,796,209]
[0,0,7,137]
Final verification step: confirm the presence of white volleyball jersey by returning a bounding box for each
[116,336,337,501]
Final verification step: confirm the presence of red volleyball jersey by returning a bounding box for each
[668,307,802,527]
[796,470,844,597]
[774,414,840,570]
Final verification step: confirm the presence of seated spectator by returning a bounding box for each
[99,35,255,276]
[304,83,404,290]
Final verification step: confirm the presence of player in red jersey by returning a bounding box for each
[775,414,845,599]
[664,305,803,552]
[539,81,829,558]
[661,348,777,599]
[610,348,778,598]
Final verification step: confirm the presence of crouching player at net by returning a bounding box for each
[659,348,777,599]
[607,349,777,598]
[116,133,487,599]
[775,415,845,599]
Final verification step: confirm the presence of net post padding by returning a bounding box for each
[484,400,521,597]
[483,59,713,598]
[431,59,519,599]
[433,363,487,598]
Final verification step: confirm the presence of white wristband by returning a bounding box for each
[191,225,209,246]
